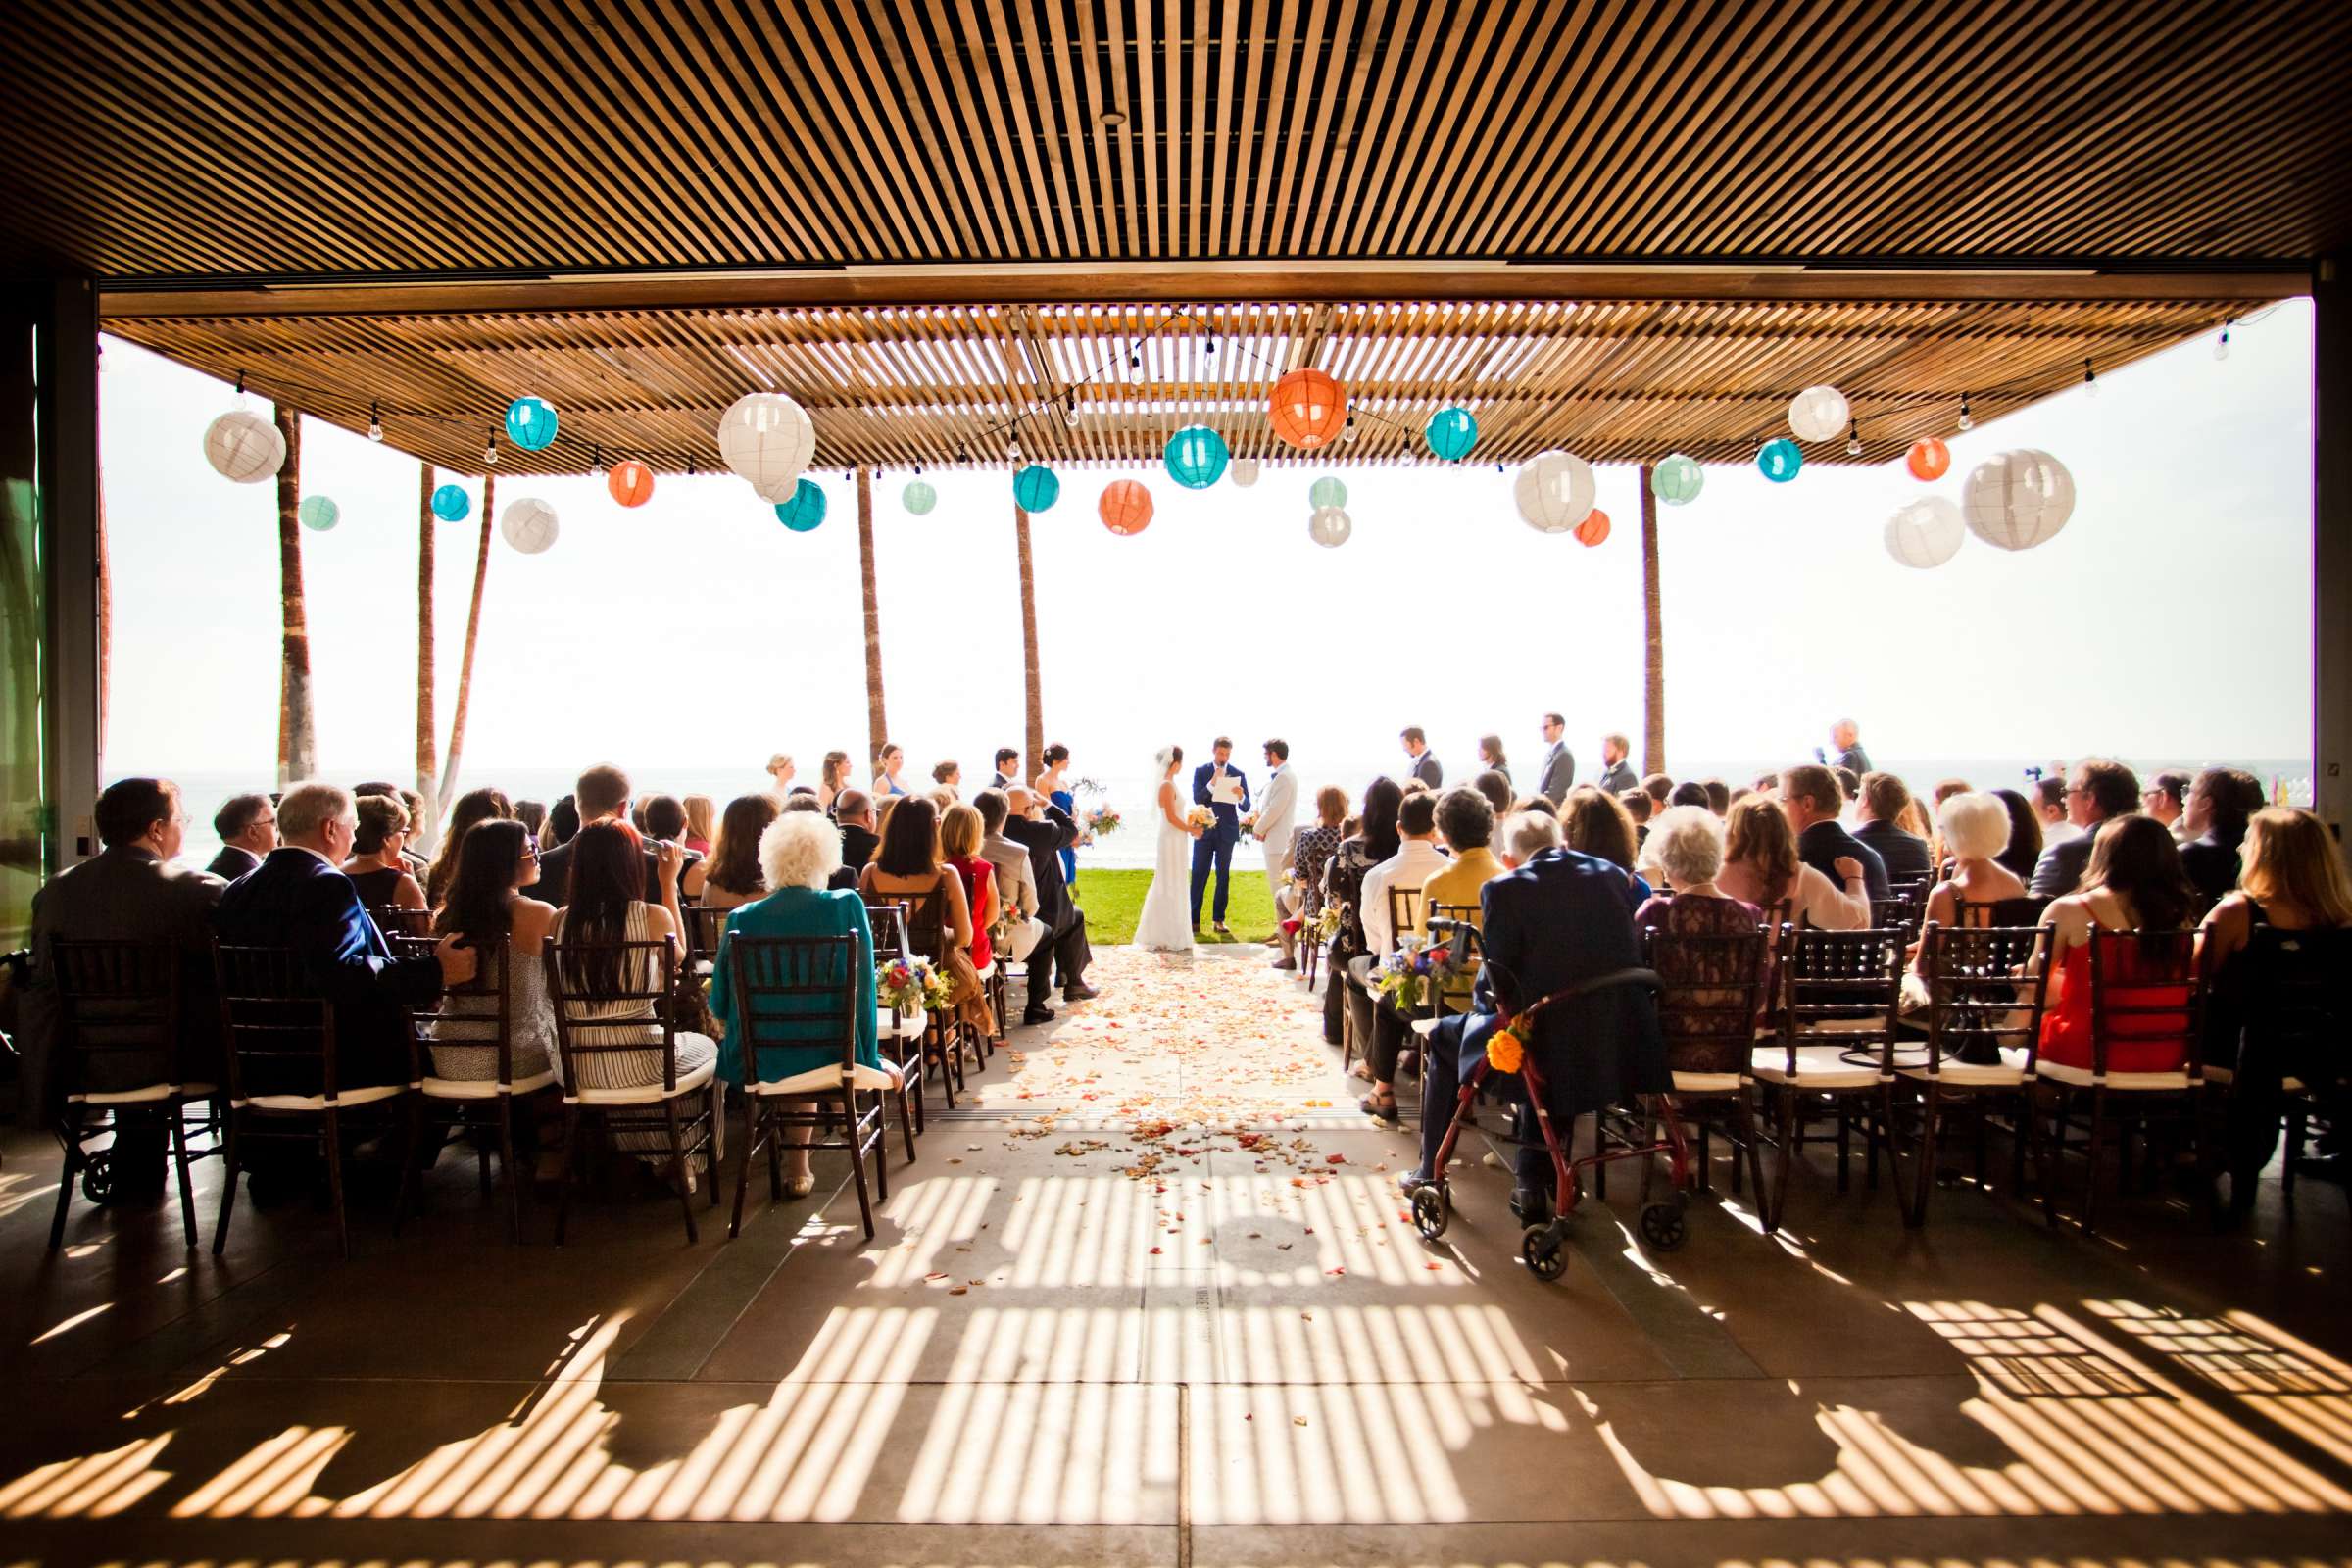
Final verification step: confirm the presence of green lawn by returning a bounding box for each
[1071,867,1281,946]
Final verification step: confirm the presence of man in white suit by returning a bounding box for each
[1536,712,1576,805]
[1253,738,1301,969]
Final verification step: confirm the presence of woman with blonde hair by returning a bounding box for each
[681,795,716,857]
[817,751,852,812]
[1716,795,1867,929]
[1913,792,2029,947]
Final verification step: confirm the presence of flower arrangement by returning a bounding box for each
[1485,1022,1528,1074]
[1308,903,1345,944]
[1085,804,1122,836]
[878,958,953,1014]
[1371,938,1456,1014]
[1186,805,1214,831]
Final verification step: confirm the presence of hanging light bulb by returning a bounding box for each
[1843,419,1862,458]
[1957,394,1974,433]
[1008,436,1021,463]
[1129,350,1141,369]
[483,428,499,466]
[2214,320,2232,361]
[2082,358,2099,398]
[1063,391,1080,427]
[1204,332,1216,357]
[367,401,384,442]
[1343,413,1358,444]
[588,444,606,479]
[686,457,696,477]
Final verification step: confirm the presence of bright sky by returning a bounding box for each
[99,301,2314,788]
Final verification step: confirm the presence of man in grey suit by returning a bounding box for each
[2029,759,2140,899]
[1400,727,1443,790]
[1253,740,1301,968]
[1536,712,1577,805]
[1595,732,1638,795]
[206,792,277,881]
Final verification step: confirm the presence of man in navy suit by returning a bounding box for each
[1190,736,1250,936]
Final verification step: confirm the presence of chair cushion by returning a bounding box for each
[973,959,996,981]
[1671,1070,1746,1094]
[564,1056,717,1105]
[2200,1065,2307,1093]
[1900,1048,2032,1087]
[750,1061,902,1097]
[879,1008,927,1040]
[1411,1017,1441,1038]
[1750,1045,1886,1089]
[235,1082,411,1112]
[421,1067,560,1100]
[67,1082,181,1105]
[2036,1060,2194,1091]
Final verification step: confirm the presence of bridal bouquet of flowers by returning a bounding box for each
[1186,805,1215,831]
[1085,804,1122,836]
[1371,937,1457,1015]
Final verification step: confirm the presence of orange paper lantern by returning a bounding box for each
[1268,368,1348,450]
[1574,508,1611,547]
[1099,479,1153,535]
[607,459,656,508]
[1905,437,1951,481]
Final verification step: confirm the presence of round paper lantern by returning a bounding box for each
[1308,506,1352,549]
[902,479,938,515]
[607,459,655,508]
[717,392,816,497]
[1012,464,1060,513]
[1308,475,1348,511]
[1229,458,1261,488]
[1757,437,1803,483]
[1651,454,1704,506]
[773,478,827,533]
[1885,496,1965,568]
[501,498,560,555]
[1961,448,2076,552]
[203,410,285,483]
[504,396,559,452]
[1513,451,1597,534]
[1425,406,1478,462]
[297,495,340,532]
[1905,436,1951,482]
[429,482,471,522]
[1163,424,1229,489]
[1574,508,1610,548]
[1100,479,1153,535]
[1268,368,1347,450]
[1788,384,1850,443]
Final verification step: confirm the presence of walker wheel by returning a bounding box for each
[1411,1183,1449,1241]
[1521,1225,1568,1281]
[80,1155,113,1206]
[1639,1200,1689,1252]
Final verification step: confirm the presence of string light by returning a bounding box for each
[482,428,498,466]
[367,401,383,442]
[1843,419,1862,458]
[588,444,606,478]
[2082,358,2099,398]
[1343,413,1358,444]
[687,457,696,477]
[1064,391,1080,427]
[1008,437,1021,463]
[2215,319,2232,361]
[1957,394,1974,433]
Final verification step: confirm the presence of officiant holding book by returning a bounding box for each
[1190,736,1251,936]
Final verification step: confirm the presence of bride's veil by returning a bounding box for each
[1152,745,1179,774]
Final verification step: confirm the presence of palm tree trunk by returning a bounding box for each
[858,466,889,770]
[274,405,317,787]
[441,473,492,808]
[1015,500,1044,771]
[414,464,440,846]
[96,460,109,760]
[1640,463,1665,777]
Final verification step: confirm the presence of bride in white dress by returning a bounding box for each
[1133,745,1202,954]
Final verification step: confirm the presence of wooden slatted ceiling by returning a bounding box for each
[4,1,2350,286]
[100,295,2252,474]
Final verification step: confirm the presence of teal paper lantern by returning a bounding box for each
[1651,454,1704,505]
[504,396,559,451]
[1012,464,1060,513]
[429,482,471,522]
[903,479,938,515]
[1163,424,1230,489]
[1308,475,1348,511]
[1425,406,1478,462]
[297,495,340,532]
[1757,438,1803,483]
[774,478,827,532]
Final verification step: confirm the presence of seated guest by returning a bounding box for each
[681,794,716,857]
[861,795,993,1038]
[1780,763,1889,900]
[932,759,962,795]
[1561,786,1652,911]
[1321,779,1403,1044]
[1667,780,1710,810]
[1471,770,1514,819]
[1515,796,1558,819]
[1594,733,1638,795]
[514,798,547,843]
[1831,766,1861,811]
[2029,758,2139,899]
[216,783,471,1096]
[1290,787,1349,923]
[1990,788,2044,883]
[427,818,557,1092]
[1475,735,1511,788]
[2178,766,2265,911]
[976,789,1049,965]
[1854,772,1933,886]
[1619,789,1653,841]
[991,748,1021,790]
[208,791,277,881]
[343,793,426,912]
[836,789,881,872]
[1911,792,2030,976]
[2144,771,2191,839]
[1642,774,1673,812]
[539,765,689,907]
[423,786,513,908]
[1702,779,1731,816]
[702,794,781,910]
[817,751,853,812]
[1346,790,1454,1109]
[940,802,1000,977]
[1398,820,1669,1224]
[641,795,708,898]
[2034,775,2080,847]
[1717,795,1868,929]
[1923,777,1971,869]
[19,779,225,1193]
[707,812,901,1197]
[872,743,909,798]
[543,794,580,851]
[1421,785,1507,957]
[1633,806,1767,1037]
[2037,816,2196,1072]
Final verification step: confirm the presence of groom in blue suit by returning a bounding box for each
[1190,736,1250,935]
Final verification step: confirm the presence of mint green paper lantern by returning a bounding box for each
[1757,438,1802,483]
[1012,464,1060,513]
[1651,454,1704,506]
[1425,406,1478,461]
[1163,424,1229,489]
[1308,475,1348,511]
[774,478,827,532]
[298,495,340,532]
[902,479,938,515]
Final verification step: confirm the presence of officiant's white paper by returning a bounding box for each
[1210,772,1244,806]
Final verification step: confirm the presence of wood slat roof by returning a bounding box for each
[5,0,2350,285]
[101,295,2252,473]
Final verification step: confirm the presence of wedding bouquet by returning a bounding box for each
[1085,804,1122,836]
[877,959,932,1015]
[1186,805,1214,831]
[1371,938,1457,1015]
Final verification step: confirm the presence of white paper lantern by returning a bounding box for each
[1884,496,1964,569]
[1514,450,1596,534]
[1308,506,1352,548]
[500,497,560,556]
[1961,448,2077,552]
[203,410,286,483]
[1788,384,1850,443]
[1229,458,1261,488]
[716,392,816,496]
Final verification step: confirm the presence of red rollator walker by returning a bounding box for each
[1408,944,1692,1283]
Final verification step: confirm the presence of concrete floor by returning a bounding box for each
[4,942,2348,1568]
